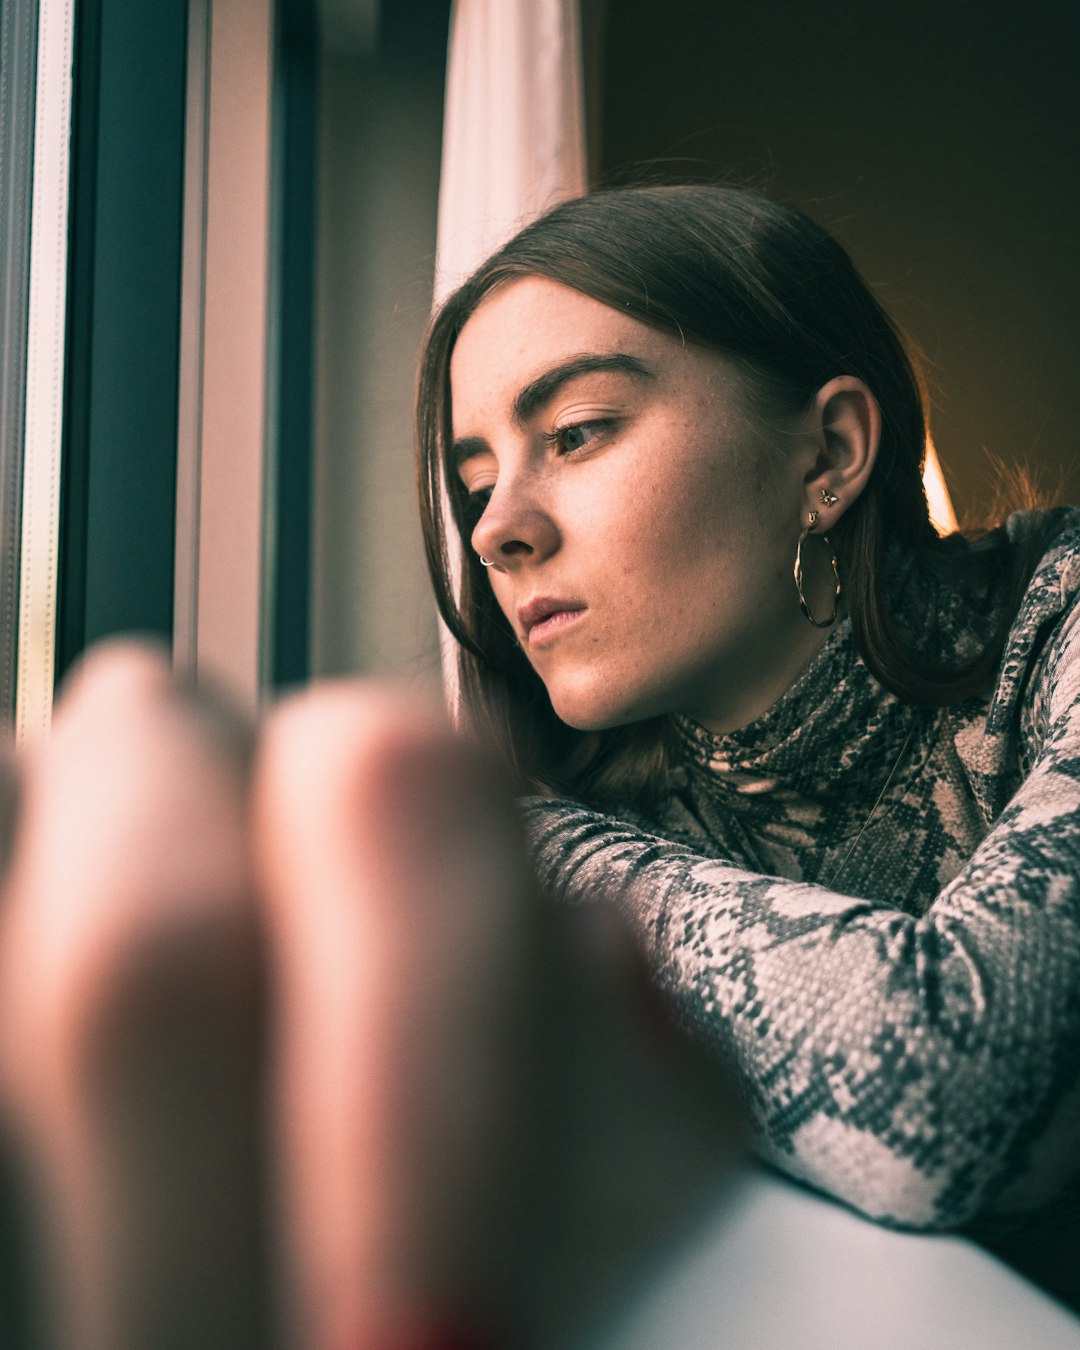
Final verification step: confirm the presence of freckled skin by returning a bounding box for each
[450,276,842,734]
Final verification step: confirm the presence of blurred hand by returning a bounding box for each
[0,641,743,1350]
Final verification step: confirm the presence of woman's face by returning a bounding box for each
[449,276,828,734]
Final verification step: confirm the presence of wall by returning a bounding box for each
[311,2,449,682]
[596,0,1080,519]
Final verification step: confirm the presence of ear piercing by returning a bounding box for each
[795,497,841,627]
[794,521,841,628]
[806,489,839,534]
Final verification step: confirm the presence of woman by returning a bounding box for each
[0,184,1075,1346]
[417,184,1080,1234]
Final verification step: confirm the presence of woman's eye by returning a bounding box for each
[461,485,492,526]
[545,419,611,455]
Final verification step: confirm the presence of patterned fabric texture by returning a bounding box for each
[521,509,1080,1230]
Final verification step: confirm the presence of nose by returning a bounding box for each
[470,473,560,571]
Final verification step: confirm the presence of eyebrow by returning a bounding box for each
[449,352,655,471]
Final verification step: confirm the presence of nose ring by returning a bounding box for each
[479,555,495,568]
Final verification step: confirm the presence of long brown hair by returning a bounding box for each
[417,185,1043,803]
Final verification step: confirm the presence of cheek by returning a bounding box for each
[620,467,727,587]
[619,463,791,631]
[605,459,711,574]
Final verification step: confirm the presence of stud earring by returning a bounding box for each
[819,488,839,507]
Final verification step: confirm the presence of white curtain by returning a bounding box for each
[434,0,588,707]
[434,0,587,306]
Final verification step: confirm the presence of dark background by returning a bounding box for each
[589,0,1079,521]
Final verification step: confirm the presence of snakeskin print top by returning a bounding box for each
[521,509,1080,1230]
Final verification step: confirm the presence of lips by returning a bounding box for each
[517,597,587,643]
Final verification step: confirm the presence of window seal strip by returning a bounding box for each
[16,0,75,744]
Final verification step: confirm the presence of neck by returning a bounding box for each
[688,613,839,736]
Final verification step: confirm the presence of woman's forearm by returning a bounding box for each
[520,693,1080,1231]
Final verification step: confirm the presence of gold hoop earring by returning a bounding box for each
[793,515,841,628]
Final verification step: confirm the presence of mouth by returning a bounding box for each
[518,598,588,646]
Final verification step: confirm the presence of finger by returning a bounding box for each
[254,683,537,1350]
[0,639,267,1350]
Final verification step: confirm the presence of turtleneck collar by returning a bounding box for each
[671,616,929,823]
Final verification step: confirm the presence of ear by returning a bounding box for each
[800,376,880,529]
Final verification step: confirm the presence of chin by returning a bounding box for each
[545,676,661,734]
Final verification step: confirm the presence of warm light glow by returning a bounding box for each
[923,438,958,535]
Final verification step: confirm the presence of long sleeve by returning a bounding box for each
[520,596,1080,1230]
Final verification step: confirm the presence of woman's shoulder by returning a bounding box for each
[993,506,1080,717]
[1003,505,1080,600]
[943,508,1080,821]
